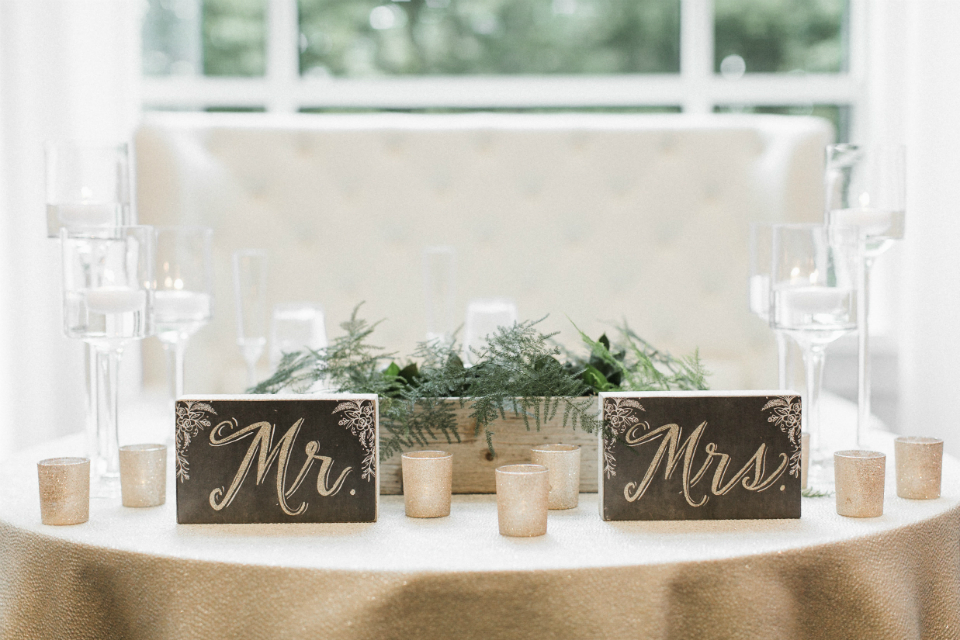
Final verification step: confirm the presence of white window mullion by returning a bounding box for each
[265,0,300,113]
[681,0,714,114]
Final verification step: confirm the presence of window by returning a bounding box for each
[142,0,857,140]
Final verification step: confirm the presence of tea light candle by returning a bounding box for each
[401,450,453,518]
[495,464,549,537]
[37,457,90,525]
[119,444,167,508]
[530,444,580,510]
[834,450,885,518]
[85,286,146,314]
[895,436,943,500]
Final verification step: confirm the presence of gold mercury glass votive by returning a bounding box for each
[834,450,885,518]
[37,457,90,525]
[401,450,453,518]
[530,444,581,510]
[119,444,167,508]
[895,436,943,500]
[495,464,549,537]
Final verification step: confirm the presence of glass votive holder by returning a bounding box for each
[495,464,549,537]
[801,433,810,490]
[37,457,90,525]
[834,450,885,518]
[401,450,453,518]
[530,444,580,510]
[895,436,943,500]
[119,444,167,508]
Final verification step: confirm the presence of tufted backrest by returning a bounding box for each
[135,112,830,393]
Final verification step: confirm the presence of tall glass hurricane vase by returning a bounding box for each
[154,227,214,403]
[770,224,860,491]
[233,250,268,388]
[826,144,905,448]
[61,226,154,497]
[749,222,790,389]
[422,246,456,345]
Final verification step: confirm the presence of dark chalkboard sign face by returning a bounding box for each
[599,392,802,521]
[175,394,378,524]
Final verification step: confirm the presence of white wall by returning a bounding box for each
[0,0,141,458]
[872,1,960,457]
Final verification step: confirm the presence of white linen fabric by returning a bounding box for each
[135,112,830,395]
[0,430,957,639]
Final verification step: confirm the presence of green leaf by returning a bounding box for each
[384,362,401,378]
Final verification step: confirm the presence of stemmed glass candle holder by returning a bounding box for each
[422,246,456,344]
[61,226,154,497]
[233,250,268,388]
[826,144,905,448]
[749,222,790,389]
[463,298,518,365]
[154,227,213,403]
[45,140,134,486]
[770,224,860,490]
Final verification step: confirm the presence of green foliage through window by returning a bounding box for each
[298,0,681,77]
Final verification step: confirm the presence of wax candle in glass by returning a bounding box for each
[61,226,154,497]
[770,224,860,491]
[825,144,905,448]
[154,227,213,405]
[44,141,132,237]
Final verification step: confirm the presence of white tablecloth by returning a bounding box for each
[0,397,957,639]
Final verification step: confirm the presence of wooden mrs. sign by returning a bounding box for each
[599,391,802,521]
[175,394,378,524]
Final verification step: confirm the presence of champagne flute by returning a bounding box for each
[232,250,268,388]
[826,144,905,448]
[153,227,214,403]
[61,226,154,497]
[748,222,790,389]
[423,246,456,345]
[770,223,860,490]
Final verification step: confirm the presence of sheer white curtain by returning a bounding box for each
[863,1,960,456]
[0,0,141,458]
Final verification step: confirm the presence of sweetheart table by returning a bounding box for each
[1,410,958,639]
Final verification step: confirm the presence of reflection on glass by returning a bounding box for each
[714,0,847,74]
[298,0,680,76]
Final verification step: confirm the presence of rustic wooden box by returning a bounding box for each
[379,398,598,495]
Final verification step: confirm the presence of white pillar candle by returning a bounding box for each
[85,287,146,314]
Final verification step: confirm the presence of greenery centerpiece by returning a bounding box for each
[250,305,709,463]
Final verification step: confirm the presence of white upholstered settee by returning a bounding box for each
[135,112,830,394]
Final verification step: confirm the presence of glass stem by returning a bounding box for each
[857,258,874,449]
[84,343,98,482]
[802,344,827,464]
[94,346,123,480]
[164,339,188,401]
[775,330,789,390]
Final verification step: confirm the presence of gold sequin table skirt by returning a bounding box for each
[1,433,958,639]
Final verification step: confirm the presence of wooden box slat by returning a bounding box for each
[379,399,599,495]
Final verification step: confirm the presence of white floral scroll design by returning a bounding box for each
[762,396,802,478]
[602,397,645,479]
[175,401,217,482]
[334,399,377,482]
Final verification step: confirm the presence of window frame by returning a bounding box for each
[141,0,866,138]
